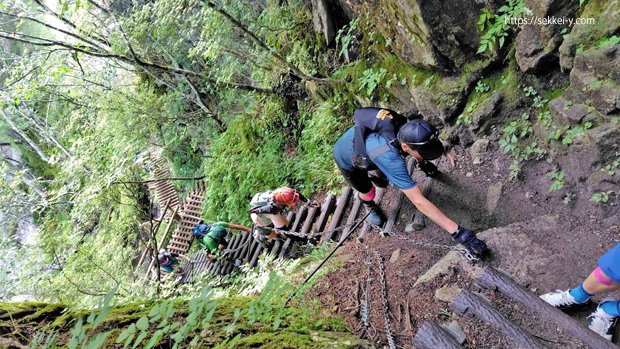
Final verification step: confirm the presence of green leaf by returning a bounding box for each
[499,36,505,48]
[132,331,148,349]
[477,43,487,53]
[136,316,149,331]
[85,332,110,349]
[144,329,165,349]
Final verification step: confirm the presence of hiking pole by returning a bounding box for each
[285,211,370,307]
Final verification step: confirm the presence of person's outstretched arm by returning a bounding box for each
[402,186,458,233]
[402,186,488,255]
[226,223,251,232]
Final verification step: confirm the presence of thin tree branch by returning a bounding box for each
[202,0,337,83]
[0,108,53,164]
[0,10,106,50]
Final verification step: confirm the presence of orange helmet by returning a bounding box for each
[273,187,300,207]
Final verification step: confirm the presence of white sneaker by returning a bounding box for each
[588,299,618,341]
[540,289,581,308]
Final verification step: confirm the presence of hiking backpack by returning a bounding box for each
[353,107,408,169]
[192,224,212,237]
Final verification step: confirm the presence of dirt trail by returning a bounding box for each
[308,144,619,348]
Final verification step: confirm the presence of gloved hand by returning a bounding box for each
[451,226,488,256]
[418,160,438,177]
[308,199,321,208]
[253,225,273,236]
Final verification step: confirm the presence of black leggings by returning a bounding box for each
[337,164,388,194]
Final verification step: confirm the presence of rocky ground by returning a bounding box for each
[308,142,619,348]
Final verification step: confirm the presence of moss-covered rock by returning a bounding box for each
[349,0,497,72]
[558,0,620,71]
[0,295,374,348]
[515,0,580,73]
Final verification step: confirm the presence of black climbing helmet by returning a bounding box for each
[158,249,172,266]
[397,119,444,160]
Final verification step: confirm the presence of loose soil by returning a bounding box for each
[307,144,620,348]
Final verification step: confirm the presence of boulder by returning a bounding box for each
[515,0,580,73]
[567,45,620,117]
[353,0,497,72]
[410,66,485,123]
[486,181,503,213]
[471,92,504,131]
[558,0,620,71]
[586,123,620,164]
[548,96,589,124]
[469,138,490,164]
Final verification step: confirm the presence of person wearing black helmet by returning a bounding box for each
[333,108,488,257]
[157,249,192,282]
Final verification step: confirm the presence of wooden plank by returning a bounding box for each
[300,206,319,236]
[225,232,250,274]
[412,321,463,349]
[322,188,352,244]
[243,238,258,264]
[313,194,335,234]
[356,187,386,242]
[249,244,264,268]
[219,232,243,275]
[279,207,307,259]
[476,266,617,349]
[451,289,547,349]
[339,196,362,243]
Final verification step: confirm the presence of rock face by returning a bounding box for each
[558,0,620,71]
[409,66,486,124]
[471,92,504,132]
[310,0,337,46]
[567,45,620,117]
[550,44,620,127]
[515,0,579,73]
[548,97,589,124]
[359,0,494,72]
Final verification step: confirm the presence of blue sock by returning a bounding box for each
[601,300,620,317]
[569,284,593,303]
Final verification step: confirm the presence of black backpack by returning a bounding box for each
[353,108,408,169]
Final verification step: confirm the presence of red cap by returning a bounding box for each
[273,187,300,206]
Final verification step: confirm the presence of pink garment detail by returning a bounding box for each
[360,186,376,201]
[595,266,613,286]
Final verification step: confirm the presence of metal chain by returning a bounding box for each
[267,218,366,239]
[374,250,396,349]
[370,224,479,262]
[360,246,372,328]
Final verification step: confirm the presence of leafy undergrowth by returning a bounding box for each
[0,242,368,348]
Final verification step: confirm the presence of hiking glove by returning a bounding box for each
[253,225,273,236]
[418,160,438,178]
[451,226,488,256]
[249,203,282,214]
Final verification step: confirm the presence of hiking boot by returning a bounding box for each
[588,299,618,341]
[540,290,590,309]
[362,201,386,227]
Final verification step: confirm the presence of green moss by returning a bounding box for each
[566,0,620,53]
[542,84,570,106]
